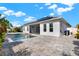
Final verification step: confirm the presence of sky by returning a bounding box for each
[0,3,79,27]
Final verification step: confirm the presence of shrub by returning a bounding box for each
[75,32,79,39]
[0,32,6,48]
[75,29,79,39]
[75,24,79,39]
[12,27,22,32]
[0,42,3,48]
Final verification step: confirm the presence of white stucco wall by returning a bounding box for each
[60,22,68,35]
[23,26,29,33]
[40,22,61,37]
[22,21,70,37]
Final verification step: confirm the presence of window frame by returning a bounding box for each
[49,23,53,32]
[43,24,46,32]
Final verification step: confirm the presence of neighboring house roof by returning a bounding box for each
[21,16,71,27]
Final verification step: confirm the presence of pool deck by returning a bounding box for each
[2,35,79,56]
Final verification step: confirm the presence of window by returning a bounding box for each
[49,23,53,32]
[43,24,46,32]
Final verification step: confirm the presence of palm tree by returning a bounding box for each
[0,14,13,47]
[0,14,13,33]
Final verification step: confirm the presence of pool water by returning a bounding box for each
[6,34,35,42]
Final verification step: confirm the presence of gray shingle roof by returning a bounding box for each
[21,16,71,27]
[22,16,58,25]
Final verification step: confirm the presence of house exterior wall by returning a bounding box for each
[22,20,70,37]
[60,21,68,35]
[40,22,61,37]
[23,26,29,33]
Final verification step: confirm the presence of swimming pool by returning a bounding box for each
[6,33,35,42]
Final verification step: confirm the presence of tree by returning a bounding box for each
[75,24,79,39]
[12,27,22,32]
[0,14,13,33]
[0,14,13,47]
[76,24,79,29]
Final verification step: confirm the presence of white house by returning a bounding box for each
[22,16,71,37]
[67,27,77,35]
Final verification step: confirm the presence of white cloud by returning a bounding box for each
[46,2,75,15]
[61,2,74,7]
[0,6,7,11]
[24,16,37,23]
[0,14,5,18]
[57,7,74,15]
[36,0,77,6]
[57,7,73,12]
[49,13,54,16]
[48,4,58,9]
[39,7,44,9]
[11,21,21,27]
[1,6,26,17]
[4,10,14,16]
[60,0,75,7]
[50,0,79,3]
[4,9,26,17]
[44,0,77,16]
[45,3,51,6]
[14,11,26,17]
